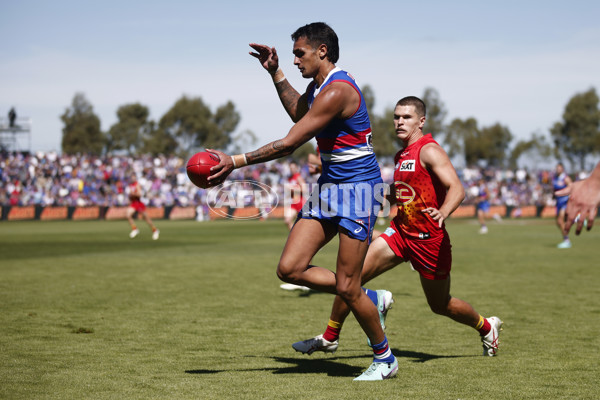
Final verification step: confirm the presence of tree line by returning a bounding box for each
[60,86,600,170]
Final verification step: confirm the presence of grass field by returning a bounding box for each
[1,217,599,399]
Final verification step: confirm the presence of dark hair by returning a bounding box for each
[396,96,426,117]
[291,22,339,63]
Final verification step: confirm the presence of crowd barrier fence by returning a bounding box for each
[0,204,570,221]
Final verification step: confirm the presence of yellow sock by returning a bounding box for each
[323,319,342,342]
[328,319,342,329]
[475,315,485,330]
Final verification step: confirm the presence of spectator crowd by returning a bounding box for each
[0,151,589,215]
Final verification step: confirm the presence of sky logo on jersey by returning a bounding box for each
[395,181,416,205]
[399,160,416,172]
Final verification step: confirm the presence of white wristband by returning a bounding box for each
[232,154,247,168]
[272,68,285,84]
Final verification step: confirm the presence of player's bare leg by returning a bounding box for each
[420,275,502,356]
[292,237,400,355]
[140,211,157,232]
[284,224,397,379]
[126,207,139,238]
[327,237,402,325]
[477,209,488,234]
[419,275,481,325]
[126,207,136,229]
[335,232,397,380]
[334,231,384,345]
[277,218,339,292]
[556,208,571,248]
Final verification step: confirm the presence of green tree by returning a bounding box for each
[550,87,600,170]
[229,129,258,154]
[107,103,150,155]
[159,96,240,156]
[509,133,553,169]
[360,84,398,158]
[476,123,513,167]
[61,93,105,155]
[422,87,447,136]
[362,84,376,117]
[444,118,513,167]
[371,107,399,158]
[140,122,178,156]
[444,117,478,164]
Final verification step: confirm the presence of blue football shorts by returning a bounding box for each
[477,200,490,213]
[555,195,569,215]
[299,179,383,242]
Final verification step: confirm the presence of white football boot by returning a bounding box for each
[292,334,338,355]
[481,316,503,356]
[280,283,311,292]
[354,358,398,381]
[129,228,139,239]
[152,229,160,240]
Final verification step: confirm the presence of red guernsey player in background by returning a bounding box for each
[293,96,503,358]
[284,161,306,230]
[127,174,160,240]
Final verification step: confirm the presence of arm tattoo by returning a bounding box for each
[246,140,294,165]
[275,80,301,121]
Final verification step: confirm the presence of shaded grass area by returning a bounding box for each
[0,218,598,399]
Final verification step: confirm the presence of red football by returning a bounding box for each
[186,151,220,188]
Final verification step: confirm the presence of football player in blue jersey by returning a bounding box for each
[208,22,396,380]
[553,163,573,248]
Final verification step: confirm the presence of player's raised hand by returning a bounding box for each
[249,43,279,74]
[206,149,234,186]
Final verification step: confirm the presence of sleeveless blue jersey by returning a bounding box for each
[307,68,381,183]
[553,172,569,209]
[553,172,568,192]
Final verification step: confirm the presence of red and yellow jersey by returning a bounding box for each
[393,134,447,238]
[128,181,142,202]
[288,172,303,189]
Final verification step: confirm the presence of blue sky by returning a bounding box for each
[1,0,599,154]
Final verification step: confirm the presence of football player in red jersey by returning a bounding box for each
[284,161,306,230]
[126,174,159,240]
[293,96,503,357]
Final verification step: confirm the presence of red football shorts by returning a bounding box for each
[129,200,146,213]
[380,219,452,280]
[290,197,304,213]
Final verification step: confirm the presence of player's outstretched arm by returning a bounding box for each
[558,161,600,235]
[420,143,465,227]
[208,83,349,184]
[207,137,307,185]
[249,43,308,122]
